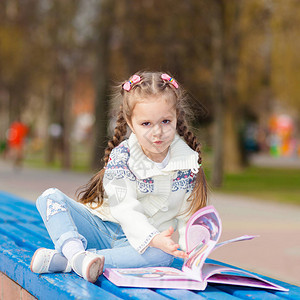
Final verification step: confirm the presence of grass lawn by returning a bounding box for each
[211,166,300,206]
[23,143,91,173]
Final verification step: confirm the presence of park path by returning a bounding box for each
[0,159,299,286]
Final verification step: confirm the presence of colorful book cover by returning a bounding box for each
[103,205,288,291]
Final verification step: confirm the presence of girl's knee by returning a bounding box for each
[36,188,67,218]
[37,188,57,206]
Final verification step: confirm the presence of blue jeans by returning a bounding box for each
[36,188,174,269]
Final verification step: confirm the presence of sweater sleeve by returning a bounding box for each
[103,144,160,254]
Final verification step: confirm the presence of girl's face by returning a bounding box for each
[128,95,177,163]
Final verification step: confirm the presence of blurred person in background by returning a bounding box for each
[6,120,29,169]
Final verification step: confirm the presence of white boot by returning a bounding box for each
[70,251,105,283]
[30,248,71,273]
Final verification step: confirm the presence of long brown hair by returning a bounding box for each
[77,71,207,216]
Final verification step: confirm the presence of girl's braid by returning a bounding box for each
[103,105,127,166]
[177,109,202,165]
[177,109,207,215]
[76,106,127,206]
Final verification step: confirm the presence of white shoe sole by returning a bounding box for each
[86,256,104,283]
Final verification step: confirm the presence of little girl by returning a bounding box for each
[30,71,208,283]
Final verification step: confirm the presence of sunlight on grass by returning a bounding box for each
[23,143,91,173]
[213,167,300,205]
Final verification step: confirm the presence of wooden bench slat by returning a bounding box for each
[216,284,290,300]
[0,223,53,250]
[14,223,52,244]
[98,276,171,299]
[199,285,247,299]
[0,201,41,218]
[17,221,50,236]
[0,205,40,223]
[154,288,207,299]
[0,212,19,223]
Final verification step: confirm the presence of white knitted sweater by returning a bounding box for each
[86,133,199,254]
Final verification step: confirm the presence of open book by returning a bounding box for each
[103,205,288,291]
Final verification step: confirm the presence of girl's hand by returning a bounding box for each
[149,227,188,259]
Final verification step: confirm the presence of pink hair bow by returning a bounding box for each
[161,73,178,89]
[123,74,141,91]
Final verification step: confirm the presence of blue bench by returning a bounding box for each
[0,190,299,299]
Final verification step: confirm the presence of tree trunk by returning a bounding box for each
[224,106,243,172]
[91,0,115,170]
[223,0,243,173]
[211,0,225,187]
[60,70,72,170]
[211,0,244,185]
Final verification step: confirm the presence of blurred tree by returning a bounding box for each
[39,0,81,169]
[33,0,98,170]
[222,1,244,174]
[0,0,43,124]
[210,0,225,187]
[209,0,244,187]
[237,0,274,160]
[272,0,300,114]
[0,0,83,170]
[210,0,277,185]
[91,0,116,170]
[2,0,299,177]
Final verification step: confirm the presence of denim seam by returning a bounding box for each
[110,225,122,248]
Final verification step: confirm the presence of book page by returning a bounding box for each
[201,263,288,292]
[182,206,221,281]
[214,235,259,251]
